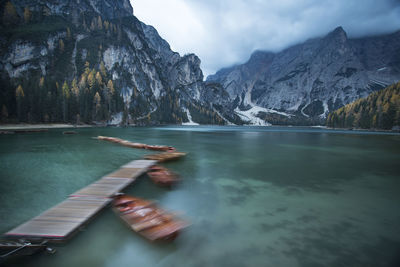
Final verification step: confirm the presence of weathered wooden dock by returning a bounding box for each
[4,159,156,242]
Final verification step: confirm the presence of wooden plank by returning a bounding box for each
[5,197,110,239]
[105,168,144,178]
[72,184,128,197]
[4,159,155,241]
[5,220,81,238]
[121,160,157,169]
[94,177,133,185]
[32,215,84,223]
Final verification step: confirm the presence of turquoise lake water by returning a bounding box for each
[0,126,399,267]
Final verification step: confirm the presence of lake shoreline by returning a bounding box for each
[1,123,399,135]
[0,123,93,131]
[325,126,400,133]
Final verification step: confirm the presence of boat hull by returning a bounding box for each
[112,195,188,241]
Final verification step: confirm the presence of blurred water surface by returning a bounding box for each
[1,126,399,267]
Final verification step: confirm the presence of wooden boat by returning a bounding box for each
[112,195,188,241]
[145,145,176,152]
[0,240,47,258]
[97,136,121,143]
[129,143,147,149]
[62,131,77,135]
[147,165,179,186]
[144,152,186,162]
[97,136,176,151]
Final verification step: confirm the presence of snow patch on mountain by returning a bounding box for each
[234,106,272,126]
[182,108,199,125]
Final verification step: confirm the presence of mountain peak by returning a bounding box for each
[326,26,348,41]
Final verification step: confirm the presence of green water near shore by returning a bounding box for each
[1,126,399,267]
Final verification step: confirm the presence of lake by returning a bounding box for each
[1,126,399,267]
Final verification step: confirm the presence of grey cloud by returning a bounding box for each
[134,0,400,77]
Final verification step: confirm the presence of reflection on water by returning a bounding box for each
[1,126,400,267]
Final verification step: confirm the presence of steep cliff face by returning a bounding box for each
[207,27,400,125]
[0,0,224,125]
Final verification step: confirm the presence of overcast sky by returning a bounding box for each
[131,0,400,77]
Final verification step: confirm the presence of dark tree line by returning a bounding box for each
[0,1,125,124]
[326,82,400,130]
[1,62,124,124]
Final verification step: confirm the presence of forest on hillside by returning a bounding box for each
[0,1,126,124]
[326,81,400,130]
[0,1,225,125]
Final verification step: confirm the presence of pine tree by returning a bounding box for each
[39,77,45,88]
[95,72,102,86]
[61,81,70,121]
[107,80,115,95]
[1,105,8,122]
[15,85,25,121]
[90,19,96,31]
[62,81,70,99]
[59,39,65,53]
[16,85,25,98]
[327,81,400,129]
[84,61,90,75]
[97,16,103,30]
[82,17,88,31]
[23,7,31,23]
[79,73,87,89]
[88,70,95,88]
[93,92,101,121]
[3,1,19,25]
[67,27,71,39]
[71,78,79,97]
[104,20,109,31]
[100,61,107,77]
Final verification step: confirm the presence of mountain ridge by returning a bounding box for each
[1,1,399,126]
[0,0,225,125]
[206,26,400,125]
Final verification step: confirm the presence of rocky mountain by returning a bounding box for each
[2,1,399,127]
[207,27,400,125]
[0,0,225,125]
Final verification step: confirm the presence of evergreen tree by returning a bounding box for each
[39,77,45,88]
[327,82,400,130]
[67,27,71,39]
[23,7,31,23]
[95,72,102,86]
[79,73,87,89]
[59,39,65,53]
[15,85,25,121]
[93,92,101,121]
[3,1,19,25]
[70,79,80,122]
[100,61,107,78]
[71,78,79,97]
[107,80,115,95]
[104,20,110,31]
[88,70,95,88]
[97,16,103,30]
[62,81,70,121]
[1,105,8,122]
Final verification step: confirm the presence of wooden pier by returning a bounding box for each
[3,159,156,242]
